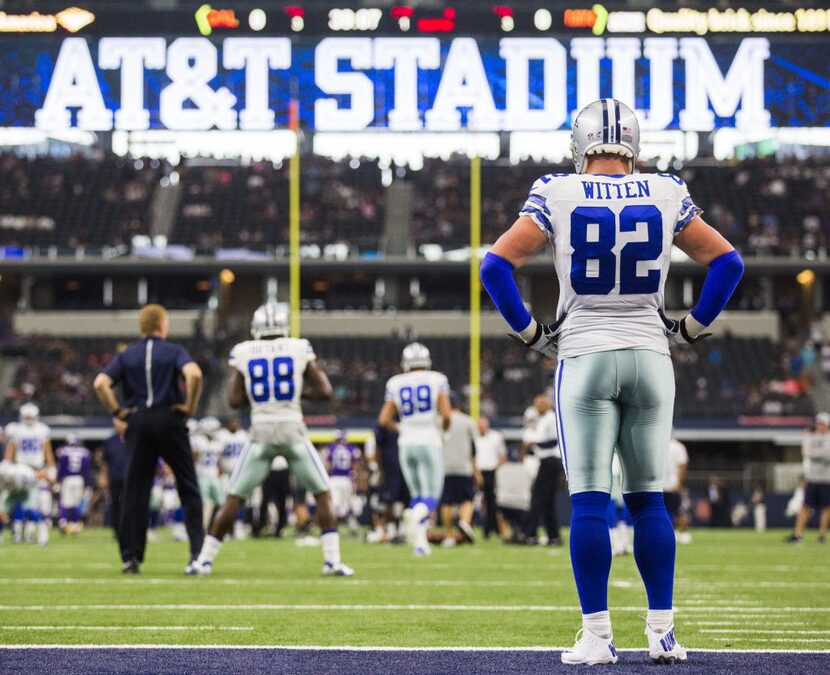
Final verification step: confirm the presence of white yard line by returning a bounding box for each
[1,578,825,595]
[0,645,829,654]
[712,637,830,644]
[3,577,827,593]
[685,621,805,626]
[1,603,830,613]
[1,626,253,631]
[701,629,830,635]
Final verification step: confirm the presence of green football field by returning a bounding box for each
[0,528,828,650]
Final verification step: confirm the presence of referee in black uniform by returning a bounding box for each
[94,304,205,574]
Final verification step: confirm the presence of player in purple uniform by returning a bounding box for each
[323,431,364,537]
[55,436,92,535]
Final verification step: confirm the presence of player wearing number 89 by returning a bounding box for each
[188,302,354,577]
[378,343,452,557]
[480,99,744,665]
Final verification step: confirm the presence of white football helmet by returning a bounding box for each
[571,98,640,174]
[199,416,222,436]
[19,402,39,423]
[401,342,431,372]
[186,418,200,435]
[251,302,289,339]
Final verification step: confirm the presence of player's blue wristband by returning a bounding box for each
[480,252,532,332]
[690,250,744,327]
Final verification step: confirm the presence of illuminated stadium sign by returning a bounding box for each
[563,6,830,35]
[0,6,95,33]
[0,36,825,133]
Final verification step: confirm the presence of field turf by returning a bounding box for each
[0,527,828,661]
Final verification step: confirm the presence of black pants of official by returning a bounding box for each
[527,457,562,541]
[255,469,290,537]
[120,408,204,563]
[481,470,498,538]
[108,479,124,537]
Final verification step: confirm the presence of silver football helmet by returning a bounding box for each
[401,342,431,372]
[251,302,289,339]
[19,402,39,423]
[571,98,640,174]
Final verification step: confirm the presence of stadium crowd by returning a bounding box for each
[2,152,828,259]
[0,331,816,422]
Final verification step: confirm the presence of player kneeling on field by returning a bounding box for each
[187,303,353,577]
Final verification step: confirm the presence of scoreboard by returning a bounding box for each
[1,4,829,37]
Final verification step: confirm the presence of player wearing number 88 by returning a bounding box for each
[480,99,744,665]
[187,302,354,577]
[377,343,452,557]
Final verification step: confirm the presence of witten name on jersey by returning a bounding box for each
[519,172,701,359]
[384,370,449,447]
[229,337,316,426]
[4,422,50,470]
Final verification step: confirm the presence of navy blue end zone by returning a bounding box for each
[2,648,830,675]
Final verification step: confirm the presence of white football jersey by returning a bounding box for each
[4,421,50,470]
[520,172,701,359]
[191,433,221,477]
[216,428,250,474]
[230,338,316,426]
[664,438,689,492]
[384,370,449,447]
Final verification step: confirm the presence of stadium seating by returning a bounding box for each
[170,158,384,253]
[2,152,827,257]
[0,335,225,418]
[1,332,813,420]
[0,153,163,250]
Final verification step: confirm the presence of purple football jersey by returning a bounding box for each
[56,445,92,485]
[324,443,361,478]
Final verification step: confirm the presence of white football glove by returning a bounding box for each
[510,315,567,360]
[658,310,711,345]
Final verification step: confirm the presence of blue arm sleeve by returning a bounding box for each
[480,252,532,332]
[690,250,745,326]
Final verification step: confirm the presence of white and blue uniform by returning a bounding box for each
[4,421,51,514]
[520,172,701,494]
[217,427,250,492]
[225,338,330,498]
[384,370,449,502]
[193,433,223,507]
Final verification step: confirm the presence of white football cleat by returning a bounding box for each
[184,560,212,576]
[560,628,619,665]
[413,544,432,557]
[646,624,687,664]
[322,562,355,577]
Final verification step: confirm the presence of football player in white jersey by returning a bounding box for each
[378,343,451,556]
[481,99,744,665]
[189,302,353,576]
[3,403,56,546]
[216,417,250,539]
[0,460,54,539]
[191,417,224,529]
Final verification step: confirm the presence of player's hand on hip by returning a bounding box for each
[658,310,712,345]
[171,403,193,418]
[510,315,566,360]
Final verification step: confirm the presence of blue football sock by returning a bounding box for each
[569,491,612,614]
[624,492,675,610]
